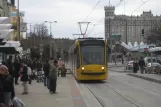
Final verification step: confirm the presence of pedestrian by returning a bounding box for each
[20,62,29,94]
[27,65,32,84]
[13,59,21,85]
[43,60,50,87]
[133,59,138,73]
[6,56,14,78]
[139,57,145,74]
[58,58,63,77]
[0,65,15,107]
[61,64,67,77]
[49,59,58,94]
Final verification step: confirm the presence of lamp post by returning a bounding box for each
[17,0,20,41]
[44,21,57,58]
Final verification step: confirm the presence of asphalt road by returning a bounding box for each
[77,69,161,107]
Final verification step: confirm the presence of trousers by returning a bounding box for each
[50,79,57,92]
[22,82,28,93]
[4,92,11,107]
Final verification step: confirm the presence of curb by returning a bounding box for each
[127,74,161,84]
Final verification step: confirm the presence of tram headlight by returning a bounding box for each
[102,67,105,70]
[82,67,84,70]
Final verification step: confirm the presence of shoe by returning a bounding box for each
[49,91,54,94]
[53,92,57,94]
[22,92,28,94]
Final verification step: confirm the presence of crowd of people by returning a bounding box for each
[0,56,67,107]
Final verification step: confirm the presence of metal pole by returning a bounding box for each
[34,26,35,47]
[50,22,52,37]
[41,27,43,62]
[50,22,52,58]
[17,0,20,41]
[115,40,117,65]
[125,19,128,44]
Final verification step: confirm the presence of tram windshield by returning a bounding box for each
[81,46,104,65]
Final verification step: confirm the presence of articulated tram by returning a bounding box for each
[68,38,108,81]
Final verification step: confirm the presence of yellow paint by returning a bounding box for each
[75,65,108,80]
[70,39,108,81]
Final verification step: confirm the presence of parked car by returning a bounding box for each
[145,63,161,74]
[126,61,134,70]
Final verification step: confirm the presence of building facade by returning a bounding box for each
[0,0,12,17]
[104,6,161,45]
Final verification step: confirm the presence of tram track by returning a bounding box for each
[84,82,142,107]
[103,83,142,107]
[108,67,161,95]
[109,76,161,95]
[84,84,105,107]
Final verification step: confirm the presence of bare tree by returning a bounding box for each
[147,26,161,46]
[33,24,49,38]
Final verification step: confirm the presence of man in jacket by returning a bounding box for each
[14,59,21,85]
[49,59,58,94]
[139,57,145,74]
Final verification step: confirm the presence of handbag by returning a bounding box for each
[12,97,25,107]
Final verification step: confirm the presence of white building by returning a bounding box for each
[104,6,161,44]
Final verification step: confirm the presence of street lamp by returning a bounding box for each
[44,21,57,58]
[17,0,20,41]
[44,21,57,37]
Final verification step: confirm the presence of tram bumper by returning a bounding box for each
[81,72,105,75]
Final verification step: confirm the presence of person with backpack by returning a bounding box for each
[0,65,15,107]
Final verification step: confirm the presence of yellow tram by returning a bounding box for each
[68,38,108,81]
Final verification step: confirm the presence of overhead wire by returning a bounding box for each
[87,0,152,37]
[84,0,102,21]
[86,0,123,36]
[131,0,152,14]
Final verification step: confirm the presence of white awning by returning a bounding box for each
[16,47,23,52]
[149,47,161,52]
[0,24,12,29]
[5,41,21,47]
[0,17,10,24]
[0,30,14,40]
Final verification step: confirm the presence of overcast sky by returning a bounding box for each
[17,0,160,39]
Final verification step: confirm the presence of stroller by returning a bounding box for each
[36,69,44,83]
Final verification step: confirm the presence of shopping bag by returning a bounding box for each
[9,100,14,107]
[12,97,25,107]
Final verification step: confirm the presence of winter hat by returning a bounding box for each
[0,65,9,75]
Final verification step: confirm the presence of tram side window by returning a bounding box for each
[74,46,80,68]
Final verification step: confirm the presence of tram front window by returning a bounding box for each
[81,46,104,65]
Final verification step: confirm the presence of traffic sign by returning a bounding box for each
[109,34,121,40]
[9,11,25,17]
[20,22,27,32]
